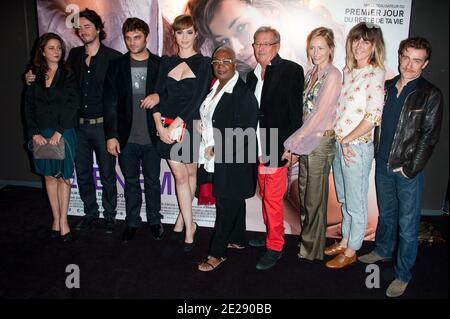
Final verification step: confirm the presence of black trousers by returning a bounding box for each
[118,142,163,227]
[75,123,117,220]
[209,197,246,258]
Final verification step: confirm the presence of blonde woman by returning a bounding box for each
[283,27,342,261]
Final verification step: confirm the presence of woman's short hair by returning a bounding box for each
[33,32,67,74]
[398,37,432,61]
[171,14,200,51]
[345,22,385,71]
[79,8,106,41]
[122,17,149,38]
[306,27,335,62]
[172,14,197,32]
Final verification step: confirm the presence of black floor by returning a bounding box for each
[0,185,448,300]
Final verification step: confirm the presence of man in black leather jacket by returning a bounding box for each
[359,37,443,298]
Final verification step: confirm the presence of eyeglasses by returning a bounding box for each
[211,59,235,66]
[252,42,279,48]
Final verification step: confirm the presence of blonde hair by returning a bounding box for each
[306,27,335,63]
[345,22,385,71]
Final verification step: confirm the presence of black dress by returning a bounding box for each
[153,54,212,163]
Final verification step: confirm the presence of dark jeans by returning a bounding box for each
[75,123,117,220]
[118,143,162,227]
[374,160,424,283]
[209,197,246,258]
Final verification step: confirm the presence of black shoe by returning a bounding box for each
[249,235,266,247]
[183,222,199,252]
[150,223,164,240]
[75,216,98,231]
[51,229,60,239]
[171,228,185,241]
[256,249,282,270]
[122,226,138,243]
[61,232,72,243]
[105,218,115,234]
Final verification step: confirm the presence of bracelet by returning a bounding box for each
[341,142,350,147]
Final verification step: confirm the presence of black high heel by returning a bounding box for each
[183,222,198,252]
[51,229,60,239]
[171,228,185,241]
[61,231,72,242]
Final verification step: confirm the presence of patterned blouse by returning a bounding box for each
[335,65,385,143]
[284,63,341,155]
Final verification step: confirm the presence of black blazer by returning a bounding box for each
[246,54,304,167]
[24,68,79,138]
[103,51,161,147]
[67,43,122,98]
[212,78,259,199]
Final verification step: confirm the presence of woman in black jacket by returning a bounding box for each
[25,33,79,241]
[197,46,258,271]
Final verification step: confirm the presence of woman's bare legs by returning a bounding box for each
[168,160,198,243]
[44,176,71,235]
[58,179,71,235]
[186,163,197,200]
[45,176,60,231]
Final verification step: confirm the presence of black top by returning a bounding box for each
[212,78,259,199]
[152,54,212,162]
[24,68,79,138]
[153,54,212,122]
[103,51,161,148]
[374,76,443,178]
[80,53,102,118]
[246,54,304,167]
[67,44,122,118]
[377,75,420,163]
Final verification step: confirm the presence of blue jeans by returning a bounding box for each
[118,143,162,227]
[332,142,374,251]
[374,160,424,283]
[75,123,117,219]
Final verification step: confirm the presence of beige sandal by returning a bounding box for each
[198,256,227,272]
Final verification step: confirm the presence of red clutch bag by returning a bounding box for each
[161,117,187,143]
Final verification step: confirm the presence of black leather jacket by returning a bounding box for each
[374,76,443,178]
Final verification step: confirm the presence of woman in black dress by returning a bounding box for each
[149,15,211,251]
[24,33,79,241]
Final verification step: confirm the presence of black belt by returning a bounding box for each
[79,117,103,125]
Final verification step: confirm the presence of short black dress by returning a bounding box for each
[153,54,212,163]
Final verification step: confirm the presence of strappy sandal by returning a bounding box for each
[227,243,245,250]
[198,256,227,272]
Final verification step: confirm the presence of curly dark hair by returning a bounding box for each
[32,32,67,75]
[79,8,106,40]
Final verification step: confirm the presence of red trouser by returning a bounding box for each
[257,163,288,252]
